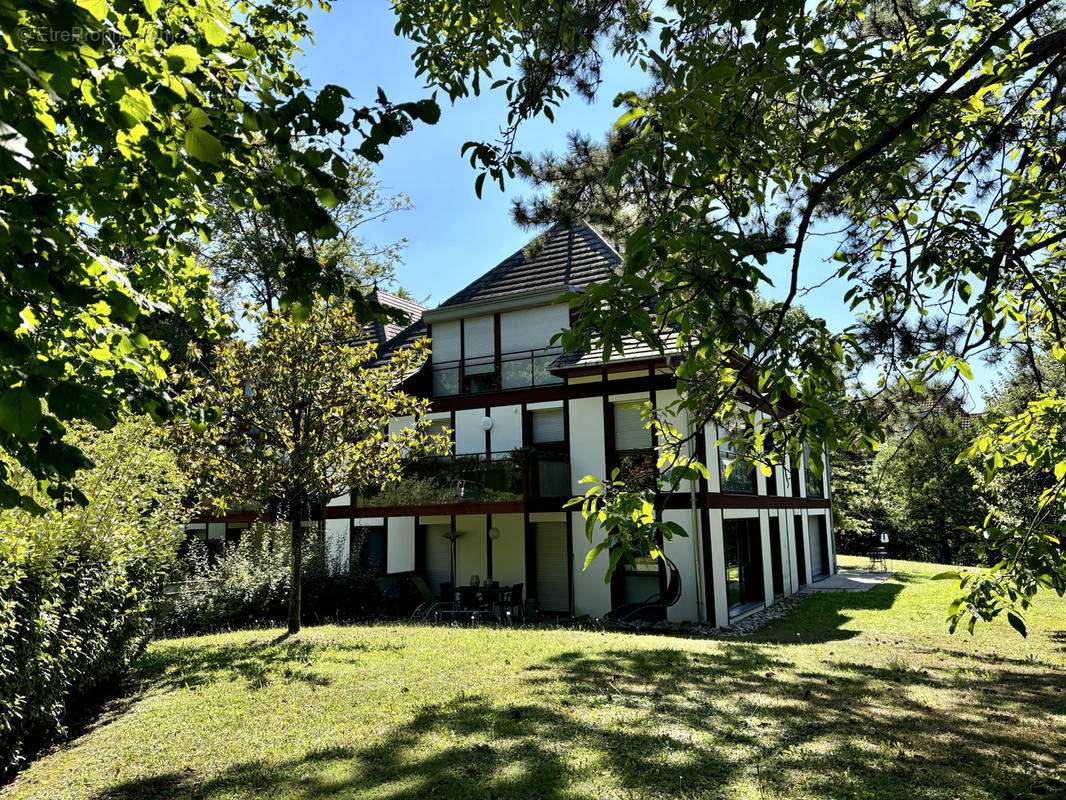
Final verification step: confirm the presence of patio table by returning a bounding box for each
[476,585,513,616]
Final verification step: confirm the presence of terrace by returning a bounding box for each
[357,448,571,511]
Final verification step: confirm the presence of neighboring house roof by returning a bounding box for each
[550,329,680,371]
[438,223,621,308]
[362,289,426,347]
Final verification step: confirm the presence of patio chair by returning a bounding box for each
[603,558,682,622]
[503,583,524,623]
[457,585,485,611]
[408,576,454,621]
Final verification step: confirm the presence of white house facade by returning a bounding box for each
[189,224,836,627]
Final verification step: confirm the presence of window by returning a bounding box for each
[768,517,784,598]
[724,517,764,615]
[613,403,656,490]
[531,408,568,497]
[427,417,452,456]
[351,525,386,574]
[433,365,460,397]
[718,424,755,494]
[763,438,778,495]
[804,451,825,498]
[461,356,500,394]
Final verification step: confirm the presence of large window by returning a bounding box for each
[768,517,784,598]
[724,517,764,615]
[804,451,825,498]
[530,407,569,497]
[718,425,755,494]
[351,525,386,574]
[613,403,656,490]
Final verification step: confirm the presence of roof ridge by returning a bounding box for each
[438,222,620,309]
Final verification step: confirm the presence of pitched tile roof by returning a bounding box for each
[438,223,621,308]
[363,289,426,347]
[550,329,680,371]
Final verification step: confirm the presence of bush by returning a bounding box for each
[0,419,186,776]
[159,524,386,635]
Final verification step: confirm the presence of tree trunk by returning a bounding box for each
[287,491,304,634]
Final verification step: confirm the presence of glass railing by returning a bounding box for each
[431,348,565,397]
[357,450,570,508]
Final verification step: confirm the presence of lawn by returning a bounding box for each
[4,556,1064,800]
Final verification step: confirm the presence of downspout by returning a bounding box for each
[688,413,705,624]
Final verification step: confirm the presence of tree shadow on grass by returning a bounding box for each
[748,581,907,645]
[90,636,1065,800]
[135,636,404,692]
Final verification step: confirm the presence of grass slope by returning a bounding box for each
[3,557,1064,800]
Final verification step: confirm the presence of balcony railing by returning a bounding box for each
[357,449,571,508]
[432,348,565,397]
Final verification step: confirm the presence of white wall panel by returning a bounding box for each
[568,397,605,493]
[490,405,523,452]
[663,509,701,623]
[489,513,525,587]
[705,421,721,492]
[760,509,774,606]
[455,408,486,455]
[572,511,612,617]
[455,514,488,587]
[386,516,416,574]
[707,508,729,627]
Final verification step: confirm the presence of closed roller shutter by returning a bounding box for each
[532,408,565,443]
[614,403,651,451]
[423,524,453,595]
[535,522,569,613]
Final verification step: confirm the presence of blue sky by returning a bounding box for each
[295,2,999,409]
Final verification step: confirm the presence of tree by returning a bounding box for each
[1,0,438,511]
[0,417,187,771]
[200,154,415,313]
[173,299,445,633]
[393,0,1066,632]
[876,414,984,564]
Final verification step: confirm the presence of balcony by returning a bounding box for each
[357,449,571,510]
[432,348,565,397]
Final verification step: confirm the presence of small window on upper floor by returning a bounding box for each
[804,451,825,498]
[718,423,756,495]
[614,403,656,490]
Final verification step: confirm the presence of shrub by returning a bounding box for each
[160,524,385,635]
[0,419,186,775]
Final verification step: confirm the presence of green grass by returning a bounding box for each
[4,556,1065,800]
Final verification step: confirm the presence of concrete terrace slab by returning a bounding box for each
[801,569,895,593]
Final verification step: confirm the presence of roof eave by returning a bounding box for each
[422,284,580,324]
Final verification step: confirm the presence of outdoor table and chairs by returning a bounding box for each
[420,581,524,624]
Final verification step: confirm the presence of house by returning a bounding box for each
[187,224,836,627]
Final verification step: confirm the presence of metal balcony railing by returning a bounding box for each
[357,449,571,508]
[431,348,565,397]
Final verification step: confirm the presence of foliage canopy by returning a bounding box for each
[393,0,1066,629]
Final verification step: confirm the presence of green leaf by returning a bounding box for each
[812,37,826,53]
[165,44,203,74]
[0,387,42,436]
[79,0,108,20]
[957,361,974,380]
[613,106,647,131]
[1006,612,1027,637]
[185,128,222,164]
